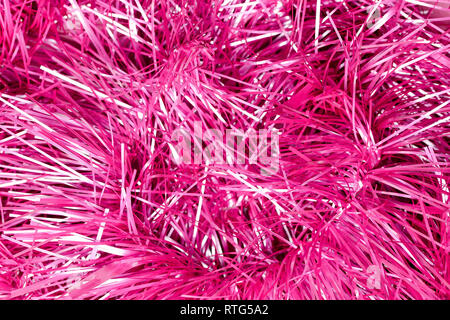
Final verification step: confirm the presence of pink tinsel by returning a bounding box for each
[0,0,449,300]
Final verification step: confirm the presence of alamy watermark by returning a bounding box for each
[170,122,280,176]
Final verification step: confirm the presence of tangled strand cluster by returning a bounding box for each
[0,0,449,299]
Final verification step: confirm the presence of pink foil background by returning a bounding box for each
[0,0,449,299]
